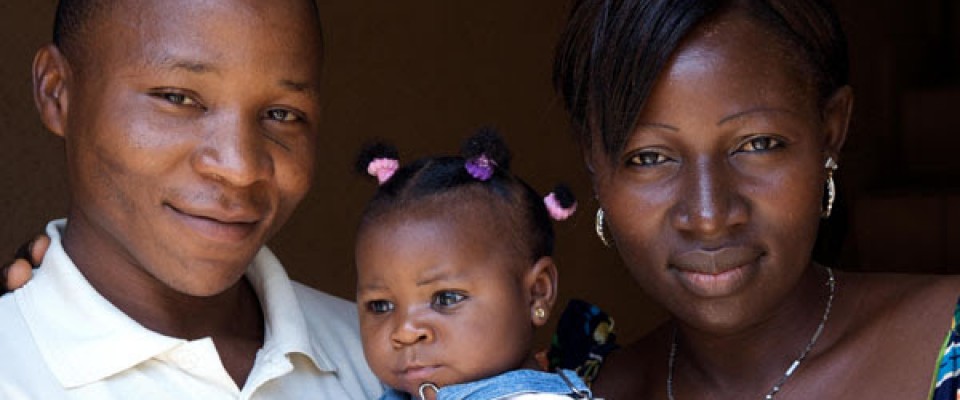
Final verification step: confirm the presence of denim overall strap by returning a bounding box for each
[437,369,592,400]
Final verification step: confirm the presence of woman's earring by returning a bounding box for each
[822,157,838,219]
[595,208,613,248]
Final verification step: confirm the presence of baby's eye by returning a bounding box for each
[366,300,394,314]
[738,136,784,152]
[266,108,301,122]
[432,291,467,308]
[627,151,669,167]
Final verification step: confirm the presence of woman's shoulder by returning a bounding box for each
[591,322,672,398]
[820,270,960,396]
[840,270,960,314]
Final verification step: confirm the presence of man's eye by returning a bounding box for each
[739,136,783,152]
[160,93,197,106]
[627,152,669,167]
[266,109,300,122]
[367,300,394,314]
[432,291,467,308]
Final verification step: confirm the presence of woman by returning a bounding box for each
[553,0,960,398]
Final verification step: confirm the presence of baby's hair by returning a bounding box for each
[355,128,576,262]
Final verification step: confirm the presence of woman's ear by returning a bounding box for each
[822,85,854,159]
[526,256,559,327]
[33,44,71,138]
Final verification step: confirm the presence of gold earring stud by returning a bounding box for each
[534,307,547,320]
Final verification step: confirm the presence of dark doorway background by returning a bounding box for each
[1,0,956,345]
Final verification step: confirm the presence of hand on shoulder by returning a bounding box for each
[1,235,48,294]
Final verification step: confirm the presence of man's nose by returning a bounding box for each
[192,114,273,187]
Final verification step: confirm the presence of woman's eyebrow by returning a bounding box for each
[717,106,796,125]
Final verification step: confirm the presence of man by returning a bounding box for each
[0,0,381,398]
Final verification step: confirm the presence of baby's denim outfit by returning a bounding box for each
[379,368,592,399]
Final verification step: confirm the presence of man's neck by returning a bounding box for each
[61,216,266,387]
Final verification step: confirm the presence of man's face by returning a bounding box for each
[52,0,323,296]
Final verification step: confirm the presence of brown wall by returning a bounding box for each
[1,1,958,345]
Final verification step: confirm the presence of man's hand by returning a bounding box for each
[1,235,49,295]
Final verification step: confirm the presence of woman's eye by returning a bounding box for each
[432,291,467,308]
[739,136,783,152]
[627,152,669,167]
[366,300,394,314]
[266,109,300,122]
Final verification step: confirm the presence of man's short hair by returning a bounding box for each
[52,0,322,65]
[52,0,109,63]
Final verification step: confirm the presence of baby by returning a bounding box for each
[354,129,594,399]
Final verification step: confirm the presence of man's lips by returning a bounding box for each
[165,204,262,243]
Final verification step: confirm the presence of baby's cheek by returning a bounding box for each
[360,325,391,378]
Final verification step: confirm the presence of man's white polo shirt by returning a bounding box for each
[0,219,383,399]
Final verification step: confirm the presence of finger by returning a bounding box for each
[13,238,33,265]
[29,234,51,267]
[4,259,33,292]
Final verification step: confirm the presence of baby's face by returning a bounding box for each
[355,206,538,396]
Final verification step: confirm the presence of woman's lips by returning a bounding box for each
[670,246,763,297]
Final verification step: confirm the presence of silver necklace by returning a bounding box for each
[666,267,836,400]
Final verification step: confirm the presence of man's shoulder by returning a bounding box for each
[0,291,64,395]
[289,282,358,323]
[288,282,363,343]
[0,292,24,334]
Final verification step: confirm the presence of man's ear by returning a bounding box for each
[821,85,854,160]
[525,256,559,327]
[33,44,71,138]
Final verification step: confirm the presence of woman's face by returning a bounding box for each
[588,12,851,333]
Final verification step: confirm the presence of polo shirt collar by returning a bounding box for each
[245,247,337,373]
[18,219,335,389]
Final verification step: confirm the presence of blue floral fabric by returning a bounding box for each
[931,298,960,400]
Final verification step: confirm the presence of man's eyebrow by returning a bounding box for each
[146,54,220,74]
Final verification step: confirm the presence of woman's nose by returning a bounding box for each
[671,158,748,238]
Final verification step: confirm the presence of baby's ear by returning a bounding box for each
[525,256,559,327]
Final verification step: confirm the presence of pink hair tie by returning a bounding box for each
[544,192,577,221]
[367,158,399,185]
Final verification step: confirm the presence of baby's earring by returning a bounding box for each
[533,307,547,322]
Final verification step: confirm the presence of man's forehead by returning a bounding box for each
[88,0,323,63]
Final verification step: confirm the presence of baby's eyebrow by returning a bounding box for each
[415,269,470,287]
[357,281,388,294]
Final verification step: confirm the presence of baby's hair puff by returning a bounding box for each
[355,128,577,261]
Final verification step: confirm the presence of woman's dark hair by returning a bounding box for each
[553,0,849,160]
[356,129,575,261]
